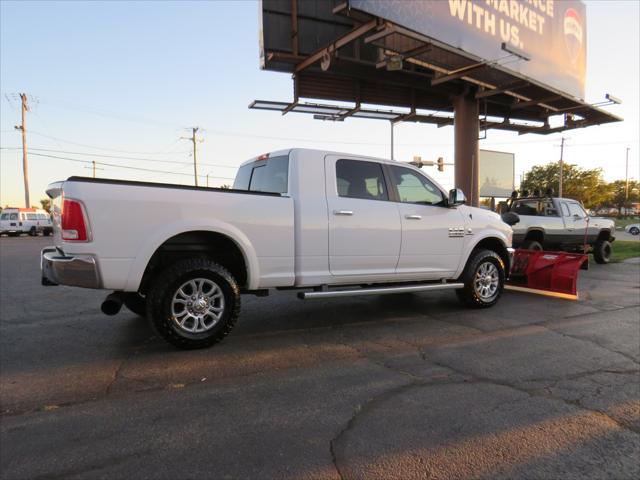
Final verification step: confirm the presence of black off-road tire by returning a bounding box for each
[456,249,505,309]
[146,258,240,349]
[123,293,147,317]
[593,239,612,264]
[522,239,543,251]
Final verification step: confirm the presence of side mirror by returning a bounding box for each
[448,188,466,207]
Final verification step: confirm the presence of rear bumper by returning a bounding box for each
[41,246,101,288]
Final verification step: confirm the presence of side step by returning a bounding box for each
[298,282,464,300]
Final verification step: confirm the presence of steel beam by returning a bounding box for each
[295,20,378,73]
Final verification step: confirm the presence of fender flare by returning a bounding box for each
[124,220,260,291]
[455,232,510,278]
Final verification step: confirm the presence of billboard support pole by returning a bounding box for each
[453,91,479,207]
[390,121,394,160]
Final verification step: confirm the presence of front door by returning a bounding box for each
[387,164,465,278]
[325,156,401,276]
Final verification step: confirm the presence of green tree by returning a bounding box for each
[40,198,51,212]
[606,180,640,215]
[520,163,609,209]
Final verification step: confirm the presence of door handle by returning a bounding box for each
[405,214,422,220]
[333,210,353,216]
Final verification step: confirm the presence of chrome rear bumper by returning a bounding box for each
[41,247,101,288]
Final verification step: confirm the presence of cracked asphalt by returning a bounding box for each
[1,236,639,479]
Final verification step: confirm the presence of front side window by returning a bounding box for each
[233,155,289,194]
[568,202,586,217]
[0,214,8,220]
[389,166,445,205]
[336,159,388,201]
[10,213,18,220]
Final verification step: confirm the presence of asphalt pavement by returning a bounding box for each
[1,236,639,479]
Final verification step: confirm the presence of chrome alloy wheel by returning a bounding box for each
[473,262,499,300]
[171,278,225,333]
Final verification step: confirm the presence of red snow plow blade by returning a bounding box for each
[506,250,589,300]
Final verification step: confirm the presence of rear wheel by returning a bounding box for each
[123,293,147,317]
[593,239,612,264]
[456,249,505,308]
[146,258,240,349]
[522,239,543,251]
[28,227,38,237]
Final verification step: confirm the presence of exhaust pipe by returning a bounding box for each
[101,292,125,316]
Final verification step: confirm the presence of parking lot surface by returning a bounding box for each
[1,236,639,479]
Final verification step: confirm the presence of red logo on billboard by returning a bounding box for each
[563,8,583,64]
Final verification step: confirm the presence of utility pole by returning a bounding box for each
[625,147,630,202]
[181,127,203,186]
[558,137,566,198]
[14,94,30,207]
[84,160,103,178]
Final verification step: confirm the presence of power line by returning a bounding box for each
[0,146,238,169]
[25,130,192,155]
[26,152,235,180]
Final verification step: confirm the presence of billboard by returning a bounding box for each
[348,0,586,100]
[479,150,515,197]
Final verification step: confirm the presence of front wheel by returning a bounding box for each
[630,227,639,236]
[521,239,543,251]
[593,239,612,264]
[146,258,240,349]
[456,249,505,308]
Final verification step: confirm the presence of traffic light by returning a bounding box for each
[437,157,444,172]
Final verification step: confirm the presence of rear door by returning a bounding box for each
[325,156,401,276]
[387,164,465,277]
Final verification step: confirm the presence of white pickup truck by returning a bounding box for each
[42,149,514,349]
[509,196,615,264]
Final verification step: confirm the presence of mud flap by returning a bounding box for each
[506,250,589,300]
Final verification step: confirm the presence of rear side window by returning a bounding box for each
[561,203,571,216]
[233,155,289,194]
[336,159,388,201]
[27,213,37,220]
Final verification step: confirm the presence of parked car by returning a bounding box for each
[625,223,640,235]
[509,196,615,264]
[41,148,514,349]
[0,207,53,236]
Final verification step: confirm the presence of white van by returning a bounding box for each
[0,208,53,236]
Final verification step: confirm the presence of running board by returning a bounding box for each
[298,282,464,300]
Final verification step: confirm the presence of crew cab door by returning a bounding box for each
[325,156,401,276]
[562,201,590,242]
[387,164,465,277]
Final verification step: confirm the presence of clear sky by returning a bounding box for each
[1,0,638,207]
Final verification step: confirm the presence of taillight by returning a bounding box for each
[61,199,90,241]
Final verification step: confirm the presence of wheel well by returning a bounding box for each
[139,231,248,294]
[472,237,510,272]
[524,229,544,244]
[597,229,612,242]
